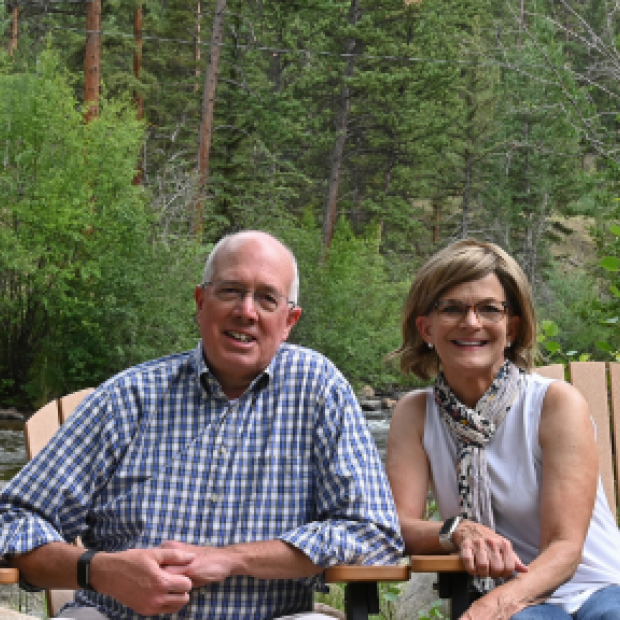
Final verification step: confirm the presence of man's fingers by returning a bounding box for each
[163,571,193,591]
[163,563,192,576]
[155,547,196,566]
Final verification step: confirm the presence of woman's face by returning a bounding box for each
[416,273,520,387]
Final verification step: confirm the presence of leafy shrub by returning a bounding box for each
[280,216,409,387]
[0,51,203,406]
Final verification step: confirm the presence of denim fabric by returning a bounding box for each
[511,585,620,620]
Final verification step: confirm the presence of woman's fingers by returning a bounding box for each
[458,523,527,580]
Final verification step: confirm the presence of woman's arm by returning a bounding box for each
[386,390,439,553]
[386,390,526,580]
[462,380,597,620]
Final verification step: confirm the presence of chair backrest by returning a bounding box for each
[24,389,95,459]
[23,388,94,617]
[534,363,620,520]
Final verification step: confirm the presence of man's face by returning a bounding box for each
[195,234,302,399]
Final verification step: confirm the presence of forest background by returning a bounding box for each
[2,0,620,409]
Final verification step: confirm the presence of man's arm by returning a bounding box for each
[276,373,403,569]
[161,370,403,585]
[10,542,197,616]
[0,389,120,563]
[0,386,195,615]
[160,539,323,585]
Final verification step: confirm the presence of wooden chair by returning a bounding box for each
[409,362,620,620]
[0,389,409,620]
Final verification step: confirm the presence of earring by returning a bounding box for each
[506,342,512,348]
[427,342,434,349]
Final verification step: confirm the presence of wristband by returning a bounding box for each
[76,549,98,591]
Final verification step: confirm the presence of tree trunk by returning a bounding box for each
[132,3,144,185]
[195,1,201,92]
[84,0,102,123]
[320,0,361,256]
[432,196,441,243]
[8,5,18,56]
[461,150,473,238]
[193,0,227,240]
[134,4,144,121]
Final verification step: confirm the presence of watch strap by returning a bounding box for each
[77,549,98,591]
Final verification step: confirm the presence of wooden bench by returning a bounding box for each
[0,390,409,620]
[409,362,620,620]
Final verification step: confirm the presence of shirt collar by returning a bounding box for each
[192,340,274,398]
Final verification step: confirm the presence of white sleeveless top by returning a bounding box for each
[423,373,620,613]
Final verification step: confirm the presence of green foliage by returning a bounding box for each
[5,0,618,404]
[0,51,202,407]
[418,600,445,620]
[591,224,620,361]
[378,581,404,620]
[283,216,407,386]
[314,580,407,620]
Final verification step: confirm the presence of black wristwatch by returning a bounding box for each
[77,549,98,591]
[439,516,462,551]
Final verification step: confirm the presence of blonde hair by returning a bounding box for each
[392,239,537,380]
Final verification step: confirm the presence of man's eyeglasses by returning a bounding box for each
[202,281,295,313]
[433,299,509,325]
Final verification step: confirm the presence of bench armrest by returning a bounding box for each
[410,554,465,572]
[324,565,410,582]
[0,564,19,584]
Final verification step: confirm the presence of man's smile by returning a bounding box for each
[226,330,256,343]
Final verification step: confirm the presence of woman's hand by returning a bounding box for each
[459,587,523,620]
[454,520,528,581]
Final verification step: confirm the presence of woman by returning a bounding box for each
[386,239,620,620]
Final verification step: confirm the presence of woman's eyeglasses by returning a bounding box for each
[433,300,509,325]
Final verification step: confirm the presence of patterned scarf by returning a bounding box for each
[434,359,524,592]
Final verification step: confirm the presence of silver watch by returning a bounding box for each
[438,516,462,551]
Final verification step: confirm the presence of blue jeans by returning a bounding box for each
[511,585,620,620]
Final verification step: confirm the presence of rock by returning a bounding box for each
[359,399,382,411]
[0,609,39,620]
[396,572,449,620]
[381,397,397,409]
[360,385,375,399]
[313,602,345,619]
[0,585,44,619]
[0,409,24,421]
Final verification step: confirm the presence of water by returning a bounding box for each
[365,410,392,460]
[0,422,28,487]
[0,411,393,487]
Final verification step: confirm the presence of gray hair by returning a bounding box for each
[201,231,300,304]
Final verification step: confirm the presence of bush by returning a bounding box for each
[280,216,409,387]
[0,51,203,406]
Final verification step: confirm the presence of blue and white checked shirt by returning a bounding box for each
[0,342,403,619]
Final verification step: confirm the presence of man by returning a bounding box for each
[0,231,403,620]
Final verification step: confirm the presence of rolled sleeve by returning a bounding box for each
[279,378,403,568]
[0,388,118,558]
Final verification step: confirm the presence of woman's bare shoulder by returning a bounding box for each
[539,379,593,447]
[390,388,429,437]
[540,379,589,422]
